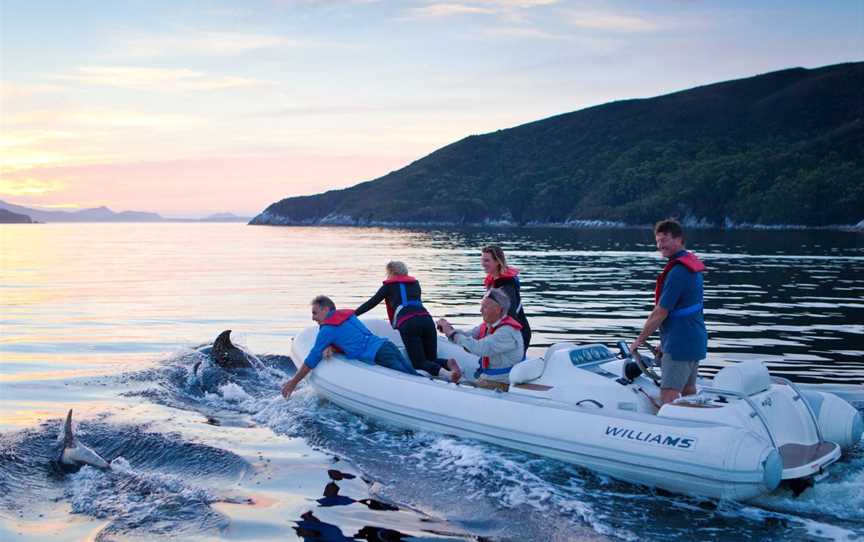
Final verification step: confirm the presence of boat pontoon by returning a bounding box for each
[292,319,862,500]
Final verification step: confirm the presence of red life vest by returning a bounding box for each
[477,316,523,368]
[383,276,418,284]
[483,267,519,289]
[382,276,417,323]
[321,309,355,327]
[654,252,706,305]
[319,309,354,354]
[381,275,428,328]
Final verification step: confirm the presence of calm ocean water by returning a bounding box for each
[1,223,863,541]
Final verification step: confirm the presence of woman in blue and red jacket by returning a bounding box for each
[481,245,531,356]
[355,261,462,382]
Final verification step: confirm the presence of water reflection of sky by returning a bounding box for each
[1,223,862,389]
[1,223,862,541]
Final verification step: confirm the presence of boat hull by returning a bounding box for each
[293,323,786,501]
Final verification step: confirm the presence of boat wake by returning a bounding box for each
[117,345,296,426]
[24,343,862,542]
[251,386,864,542]
[0,415,251,541]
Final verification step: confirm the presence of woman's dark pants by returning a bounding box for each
[397,315,449,376]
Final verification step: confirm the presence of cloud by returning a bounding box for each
[54,66,269,91]
[0,178,65,197]
[0,141,120,174]
[5,107,202,129]
[480,25,571,40]
[407,3,496,18]
[564,10,662,32]
[3,150,422,216]
[26,202,83,209]
[0,130,78,150]
[256,100,480,116]
[406,0,557,19]
[120,31,302,58]
[1,107,202,174]
[473,0,557,7]
[0,82,66,100]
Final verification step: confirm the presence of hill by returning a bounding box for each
[0,208,33,224]
[0,201,163,223]
[250,62,863,228]
[0,201,250,223]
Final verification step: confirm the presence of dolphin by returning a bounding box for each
[192,330,259,392]
[57,409,110,472]
[195,330,255,372]
[191,330,295,393]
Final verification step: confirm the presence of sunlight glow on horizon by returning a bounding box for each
[1,0,861,218]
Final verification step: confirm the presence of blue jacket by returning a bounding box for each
[658,250,707,361]
[304,311,386,369]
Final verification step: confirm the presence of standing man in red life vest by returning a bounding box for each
[282,295,419,400]
[630,219,707,406]
[437,288,524,391]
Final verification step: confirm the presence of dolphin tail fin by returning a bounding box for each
[213,330,234,354]
[64,409,75,448]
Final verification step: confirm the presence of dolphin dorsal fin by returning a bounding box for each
[213,329,234,353]
[64,409,76,448]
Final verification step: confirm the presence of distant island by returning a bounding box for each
[250,62,863,230]
[0,201,250,223]
[0,208,33,224]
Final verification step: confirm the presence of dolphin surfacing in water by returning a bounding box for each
[192,330,259,391]
[57,409,110,473]
[210,329,255,370]
[191,330,295,393]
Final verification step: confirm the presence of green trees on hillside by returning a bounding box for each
[252,63,863,228]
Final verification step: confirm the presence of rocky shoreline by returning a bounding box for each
[249,210,864,232]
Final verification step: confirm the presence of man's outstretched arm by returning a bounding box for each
[282,364,312,399]
[631,305,668,353]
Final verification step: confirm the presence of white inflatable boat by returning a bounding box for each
[291,319,862,501]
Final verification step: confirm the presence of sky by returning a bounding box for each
[1,1,862,218]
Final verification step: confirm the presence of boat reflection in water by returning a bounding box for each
[294,469,477,542]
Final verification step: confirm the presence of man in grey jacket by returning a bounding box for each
[437,288,524,390]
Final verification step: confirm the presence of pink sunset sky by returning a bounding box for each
[1,1,861,218]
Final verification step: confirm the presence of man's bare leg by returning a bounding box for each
[446,358,462,383]
[660,388,681,405]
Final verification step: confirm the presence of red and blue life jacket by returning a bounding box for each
[654,252,706,317]
[477,316,523,371]
[382,275,428,328]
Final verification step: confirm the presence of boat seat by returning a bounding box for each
[544,342,574,360]
[509,358,545,384]
[712,360,771,396]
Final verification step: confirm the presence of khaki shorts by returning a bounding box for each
[660,354,700,391]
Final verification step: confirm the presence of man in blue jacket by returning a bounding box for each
[282,295,418,399]
[631,219,707,406]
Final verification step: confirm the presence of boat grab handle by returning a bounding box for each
[575,399,604,409]
[698,386,778,449]
[771,376,825,443]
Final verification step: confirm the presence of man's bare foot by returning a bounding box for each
[446,358,462,383]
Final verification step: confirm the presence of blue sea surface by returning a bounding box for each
[1,223,862,541]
